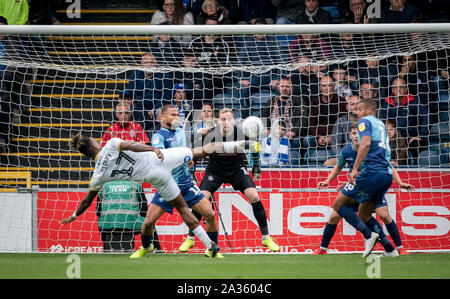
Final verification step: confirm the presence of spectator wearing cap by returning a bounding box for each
[160,83,194,128]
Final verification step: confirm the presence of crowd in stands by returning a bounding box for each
[0,0,449,168]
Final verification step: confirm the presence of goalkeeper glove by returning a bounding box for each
[252,153,261,181]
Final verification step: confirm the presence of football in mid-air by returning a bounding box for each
[241,116,264,139]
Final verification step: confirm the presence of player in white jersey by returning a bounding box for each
[59,132,260,257]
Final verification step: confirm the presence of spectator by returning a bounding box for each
[340,0,376,24]
[380,0,422,23]
[125,53,172,134]
[190,101,217,166]
[296,0,332,24]
[188,17,231,68]
[96,180,151,253]
[303,76,348,149]
[392,54,434,108]
[236,0,276,24]
[196,0,231,24]
[101,102,150,147]
[28,0,59,25]
[260,118,291,166]
[191,101,217,142]
[357,56,390,99]
[148,22,184,67]
[328,22,360,61]
[151,0,195,45]
[386,119,410,166]
[379,77,429,160]
[331,95,360,156]
[260,76,307,150]
[271,0,305,24]
[288,33,330,65]
[332,64,354,99]
[290,56,320,100]
[173,48,214,109]
[189,16,231,102]
[419,0,450,23]
[359,80,379,101]
[0,0,28,25]
[234,18,285,117]
[151,0,195,25]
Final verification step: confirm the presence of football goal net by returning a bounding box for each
[0,23,449,254]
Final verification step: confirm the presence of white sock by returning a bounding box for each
[192,225,212,249]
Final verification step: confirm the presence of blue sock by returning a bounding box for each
[207,231,218,244]
[321,223,337,250]
[365,217,394,252]
[385,220,402,248]
[337,206,372,239]
[141,234,153,250]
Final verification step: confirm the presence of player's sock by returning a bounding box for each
[187,210,203,239]
[321,223,337,250]
[141,234,153,250]
[337,206,372,239]
[251,201,269,236]
[153,230,161,250]
[207,231,218,244]
[192,225,212,249]
[365,217,395,252]
[385,220,402,248]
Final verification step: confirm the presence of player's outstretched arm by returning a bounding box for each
[59,189,99,225]
[318,165,343,188]
[119,141,163,161]
[392,166,415,191]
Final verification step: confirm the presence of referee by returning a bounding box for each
[179,108,280,252]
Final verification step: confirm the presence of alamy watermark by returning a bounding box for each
[66,0,81,19]
[366,254,381,278]
[66,254,81,278]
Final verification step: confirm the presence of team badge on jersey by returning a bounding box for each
[358,122,366,132]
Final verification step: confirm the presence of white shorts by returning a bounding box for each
[144,147,193,201]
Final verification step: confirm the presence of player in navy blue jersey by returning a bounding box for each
[332,98,409,257]
[315,123,414,256]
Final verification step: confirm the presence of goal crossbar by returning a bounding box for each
[1,23,450,35]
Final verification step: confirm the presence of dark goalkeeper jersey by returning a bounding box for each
[203,125,250,177]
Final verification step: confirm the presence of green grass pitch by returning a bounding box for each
[1,252,449,279]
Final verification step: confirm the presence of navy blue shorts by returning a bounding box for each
[341,172,392,205]
[151,181,204,214]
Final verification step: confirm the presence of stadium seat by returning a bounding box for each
[249,91,272,117]
[429,122,450,145]
[303,149,334,166]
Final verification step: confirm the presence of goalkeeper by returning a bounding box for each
[178,108,280,252]
[317,114,414,257]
